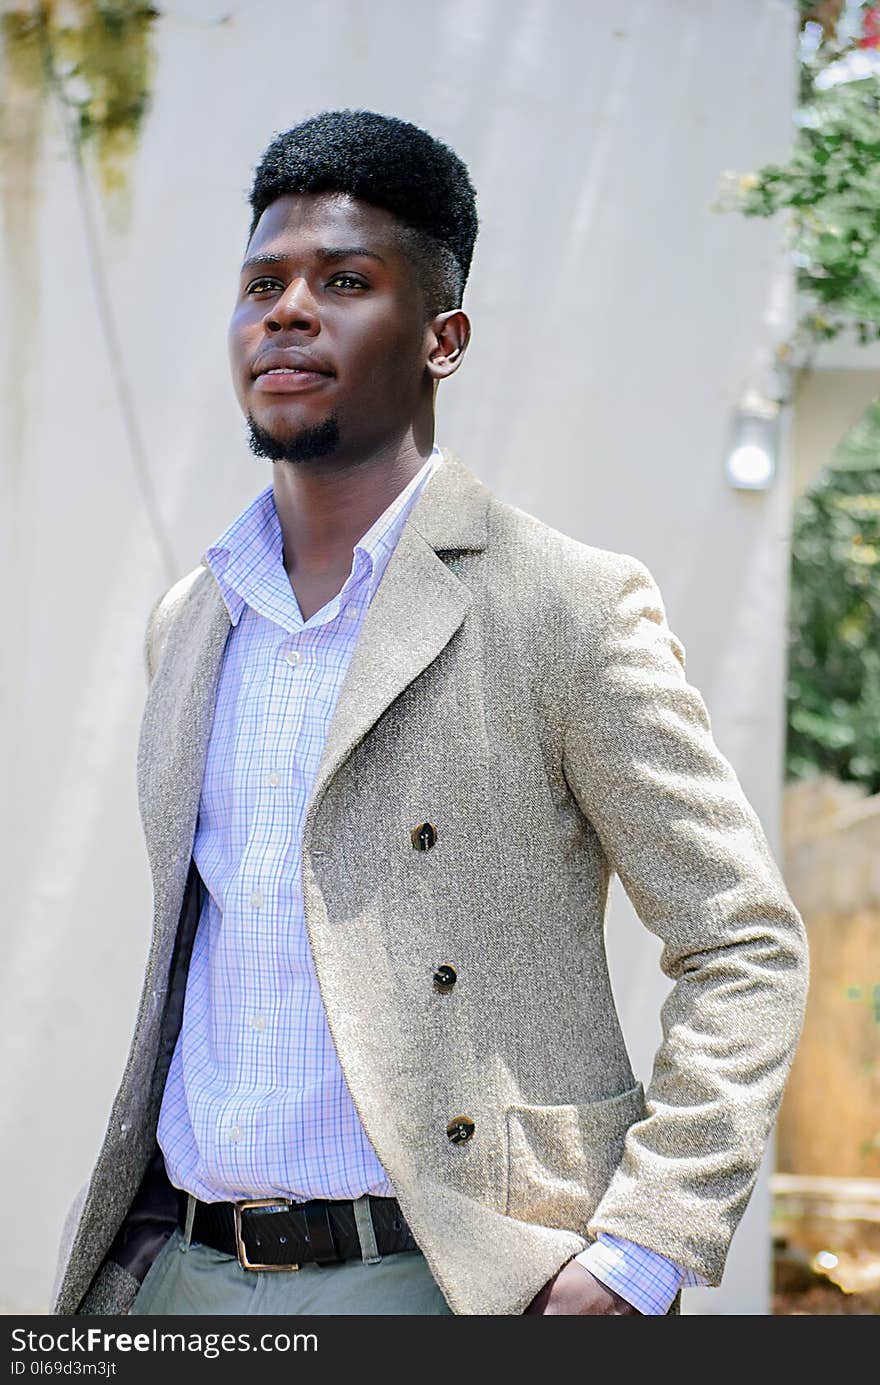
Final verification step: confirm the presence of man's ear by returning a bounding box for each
[426,309,471,381]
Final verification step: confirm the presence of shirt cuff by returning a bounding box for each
[575,1234,709,1315]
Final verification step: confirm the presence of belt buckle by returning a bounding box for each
[233,1198,301,1272]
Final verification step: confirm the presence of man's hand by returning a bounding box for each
[524,1259,641,1315]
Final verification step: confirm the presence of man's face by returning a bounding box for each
[229,191,432,464]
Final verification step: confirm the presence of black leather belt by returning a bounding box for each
[177,1191,418,1271]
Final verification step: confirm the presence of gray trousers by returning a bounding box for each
[130,1204,453,1316]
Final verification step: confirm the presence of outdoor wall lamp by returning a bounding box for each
[725,391,781,491]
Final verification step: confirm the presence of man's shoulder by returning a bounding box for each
[144,563,215,682]
[484,488,653,614]
[439,452,649,593]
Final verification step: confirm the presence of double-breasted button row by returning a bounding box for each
[410,820,469,1147]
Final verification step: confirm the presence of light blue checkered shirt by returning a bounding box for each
[157,444,705,1312]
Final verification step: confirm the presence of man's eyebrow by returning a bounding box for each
[239,252,287,273]
[319,246,387,265]
[239,247,387,273]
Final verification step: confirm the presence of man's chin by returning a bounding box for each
[246,413,340,463]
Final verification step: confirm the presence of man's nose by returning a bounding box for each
[263,277,319,334]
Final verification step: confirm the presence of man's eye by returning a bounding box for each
[246,278,279,295]
[329,273,365,289]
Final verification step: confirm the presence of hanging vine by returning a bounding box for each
[1,1,160,202]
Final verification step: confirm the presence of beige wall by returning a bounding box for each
[779,778,880,1180]
[792,369,879,497]
[2,0,797,1312]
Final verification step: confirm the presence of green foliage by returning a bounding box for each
[732,76,880,346]
[787,422,880,792]
[717,2,880,347]
[719,3,880,794]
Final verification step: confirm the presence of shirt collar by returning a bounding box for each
[205,445,444,629]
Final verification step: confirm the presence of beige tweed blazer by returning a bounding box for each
[53,451,808,1316]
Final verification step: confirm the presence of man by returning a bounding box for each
[53,109,808,1317]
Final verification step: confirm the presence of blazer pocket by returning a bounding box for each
[505,1082,646,1233]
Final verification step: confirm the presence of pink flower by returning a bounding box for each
[858,2,880,48]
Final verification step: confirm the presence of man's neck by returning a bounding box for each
[271,435,434,619]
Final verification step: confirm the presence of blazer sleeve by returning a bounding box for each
[561,554,809,1284]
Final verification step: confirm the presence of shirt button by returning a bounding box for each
[250,1014,267,1032]
[283,648,301,666]
[251,889,264,909]
[266,771,281,787]
[230,1125,243,1144]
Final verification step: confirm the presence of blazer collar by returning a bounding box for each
[410,447,491,553]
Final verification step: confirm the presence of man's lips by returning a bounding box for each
[253,368,332,394]
[251,349,334,395]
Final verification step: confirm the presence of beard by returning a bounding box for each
[246,412,341,463]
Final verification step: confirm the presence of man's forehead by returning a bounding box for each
[246,191,404,256]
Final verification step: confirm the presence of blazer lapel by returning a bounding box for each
[305,451,491,825]
[136,571,231,933]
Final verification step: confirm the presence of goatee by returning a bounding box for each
[246,413,341,463]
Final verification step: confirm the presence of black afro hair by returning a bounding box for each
[247,108,479,317]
